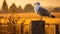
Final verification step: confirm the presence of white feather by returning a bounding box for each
[34,4,40,14]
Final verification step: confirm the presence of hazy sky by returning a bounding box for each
[0,0,60,9]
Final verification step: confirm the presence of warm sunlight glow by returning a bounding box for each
[0,0,60,9]
[0,0,60,34]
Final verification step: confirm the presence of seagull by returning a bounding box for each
[34,2,55,20]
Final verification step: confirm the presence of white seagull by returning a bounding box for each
[34,2,55,20]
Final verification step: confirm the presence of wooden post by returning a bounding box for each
[31,20,45,34]
[0,23,2,34]
[55,24,59,34]
[20,22,24,34]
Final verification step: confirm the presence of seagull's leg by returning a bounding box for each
[40,16,43,20]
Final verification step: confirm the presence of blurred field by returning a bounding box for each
[0,12,60,24]
[0,12,60,34]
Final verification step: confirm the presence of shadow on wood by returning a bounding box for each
[55,24,59,34]
[31,20,45,34]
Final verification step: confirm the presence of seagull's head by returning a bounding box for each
[34,2,40,6]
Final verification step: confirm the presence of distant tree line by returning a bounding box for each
[53,7,60,12]
[0,0,34,13]
[0,0,60,13]
[46,6,60,12]
[9,3,34,13]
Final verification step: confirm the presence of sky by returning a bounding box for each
[0,0,60,9]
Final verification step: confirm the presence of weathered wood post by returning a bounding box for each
[55,24,59,34]
[0,23,2,34]
[31,20,45,34]
[12,21,16,34]
[20,22,24,34]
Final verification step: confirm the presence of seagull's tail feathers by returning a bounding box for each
[50,15,55,18]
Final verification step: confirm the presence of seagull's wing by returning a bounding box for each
[38,7,51,16]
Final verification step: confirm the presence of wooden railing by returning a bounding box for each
[0,21,60,34]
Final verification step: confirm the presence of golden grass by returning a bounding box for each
[0,12,60,24]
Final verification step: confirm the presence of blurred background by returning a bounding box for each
[0,0,60,34]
